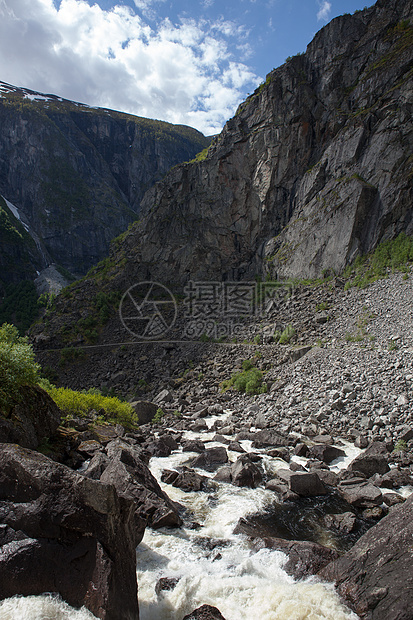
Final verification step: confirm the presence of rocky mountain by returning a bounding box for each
[0,82,209,285]
[70,0,411,289]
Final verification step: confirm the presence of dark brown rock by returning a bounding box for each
[0,443,138,620]
[252,537,339,579]
[0,385,61,449]
[289,472,327,497]
[191,447,228,470]
[101,438,182,530]
[308,444,346,464]
[319,493,413,619]
[182,604,226,620]
[349,453,390,477]
[231,455,262,488]
[131,400,157,424]
[337,481,382,508]
[155,576,180,595]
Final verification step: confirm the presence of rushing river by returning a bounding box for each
[0,413,366,619]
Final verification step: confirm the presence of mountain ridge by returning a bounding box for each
[0,81,210,285]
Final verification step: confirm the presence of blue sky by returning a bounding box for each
[0,0,376,134]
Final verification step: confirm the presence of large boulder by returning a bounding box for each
[349,453,390,477]
[337,481,382,508]
[231,455,262,488]
[191,447,228,470]
[0,385,61,449]
[97,438,182,529]
[0,443,138,620]
[319,493,413,619]
[130,400,158,424]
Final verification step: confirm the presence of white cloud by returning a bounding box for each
[317,0,331,21]
[0,0,260,134]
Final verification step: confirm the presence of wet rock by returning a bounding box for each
[267,447,290,461]
[324,512,357,534]
[182,604,226,620]
[231,455,262,488]
[144,439,172,457]
[308,444,346,464]
[0,444,138,620]
[227,441,245,453]
[294,443,309,457]
[289,461,307,472]
[374,468,413,489]
[213,466,233,483]
[337,481,382,508]
[318,469,341,487]
[289,472,328,497]
[101,439,182,530]
[382,492,405,507]
[349,453,390,477]
[319,494,413,619]
[0,385,61,450]
[182,439,205,453]
[191,447,228,470]
[155,576,181,595]
[170,467,213,493]
[251,430,289,449]
[252,537,339,579]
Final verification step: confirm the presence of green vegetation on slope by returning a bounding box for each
[0,323,40,412]
[221,359,267,395]
[0,321,138,428]
[46,385,138,429]
[343,232,413,289]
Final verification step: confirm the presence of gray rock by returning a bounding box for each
[338,481,382,508]
[319,493,413,619]
[289,472,327,497]
[191,447,228,470]
[0,386,61,450]
[231,455,262,488]
[349,453,390,477]
[0,444,138,620]
[131,400,157,424]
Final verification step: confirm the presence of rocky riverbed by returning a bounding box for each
[2,272,413,619]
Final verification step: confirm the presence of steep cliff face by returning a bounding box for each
[0,84,209,278]
[102,0,412,286]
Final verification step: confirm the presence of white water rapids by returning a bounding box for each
[0,413,363,619]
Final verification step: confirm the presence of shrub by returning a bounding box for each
[278,324,296,344]
[0,323,40,411]
[221,360,267,395]
[47,385,138,428]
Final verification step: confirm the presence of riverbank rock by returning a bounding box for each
[231,455,263,488]
[96,438,182,530]
[319,494,413,619]
[0,443,138,620]
[252,537,339,579]
[183,604,226,620]
[0,385,61,449]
